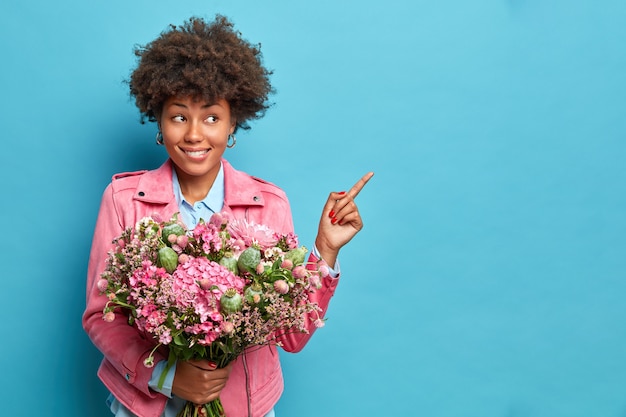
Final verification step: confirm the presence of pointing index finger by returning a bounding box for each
[347,172,374,199]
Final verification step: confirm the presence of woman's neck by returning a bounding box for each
[175,168,219,205]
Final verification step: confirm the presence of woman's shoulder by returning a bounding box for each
[110,169,148,187]
[106,170,149,197]
[107,161,171,193]
[223,159,287,199]
[249,174,284,192]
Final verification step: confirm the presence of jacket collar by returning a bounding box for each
[133,160,175,204]
[222,159,266,209]
[134,159,265,209]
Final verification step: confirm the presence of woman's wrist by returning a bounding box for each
[314,236,339,268]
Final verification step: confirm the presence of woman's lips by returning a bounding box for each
[183,149,209,158]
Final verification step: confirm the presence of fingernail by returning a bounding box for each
[331,217,337,224]
[208,361,217,368]
[329,210,335,218]
[338,191,346,195]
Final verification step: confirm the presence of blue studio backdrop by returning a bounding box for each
[1,1,625,416]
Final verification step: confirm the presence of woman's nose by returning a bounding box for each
[185,121,203,142]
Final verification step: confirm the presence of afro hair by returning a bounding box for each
[129,15,274,130]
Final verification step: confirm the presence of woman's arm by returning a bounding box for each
[280,172,374,353]
[82,185,167,397]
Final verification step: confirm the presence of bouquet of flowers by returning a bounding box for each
[98,211,329,417]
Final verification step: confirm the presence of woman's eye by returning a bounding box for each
[172,115,185,122]
[206,115,217,123]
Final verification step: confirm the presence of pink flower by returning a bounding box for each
[176,235,189,248]
[199,331,220,345]
[309,274,322,289]
[313,318,325,328]
[192,222,224,254]
[136,303,156,319]
[208,211,231,228]
[103,312,115,322]
[233,238,245,249]
[292,265,307,279]
[97,279,108,292]
[129,262,160,288]
[274,280,289,294]
[209,311,223,322]
[318,263,330,278]
[283,232,299,249]
[158,329,172,345]
[228,219,278,249]
[172,257,245,310]
[221,321,235,335]
[143,356,155,368]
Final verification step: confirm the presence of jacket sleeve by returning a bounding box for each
[277,251,339,353]
[82,184,166,398]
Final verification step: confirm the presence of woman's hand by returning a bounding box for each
[315,172,374,267]
[171,359,234,404]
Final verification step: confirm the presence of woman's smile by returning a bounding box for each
[182,148,211,159]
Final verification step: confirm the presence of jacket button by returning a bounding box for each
[253,196,260,202]
[138,192,145,197]
[125,374,130,380]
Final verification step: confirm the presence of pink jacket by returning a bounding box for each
[83,159,339,417]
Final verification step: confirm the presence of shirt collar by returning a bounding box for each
[171,163,225,213]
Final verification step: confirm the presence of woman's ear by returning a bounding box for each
[230,119,237,134]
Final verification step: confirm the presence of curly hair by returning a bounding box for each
[129,15,274,130]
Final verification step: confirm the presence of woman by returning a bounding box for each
[83,15,373,417]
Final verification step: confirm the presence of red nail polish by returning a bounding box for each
[338,191,346,195]
[329,210,335,218]
[331,217,337,224]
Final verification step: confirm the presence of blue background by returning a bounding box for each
[1,0,625,416]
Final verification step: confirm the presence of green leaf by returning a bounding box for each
[174,334,187,346]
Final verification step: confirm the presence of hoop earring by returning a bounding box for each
[227,134,236,148]
[155,131,164,146]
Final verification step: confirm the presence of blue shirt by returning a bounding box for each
[172,164,225,229]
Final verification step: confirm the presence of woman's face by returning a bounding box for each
[160,96,235,188]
